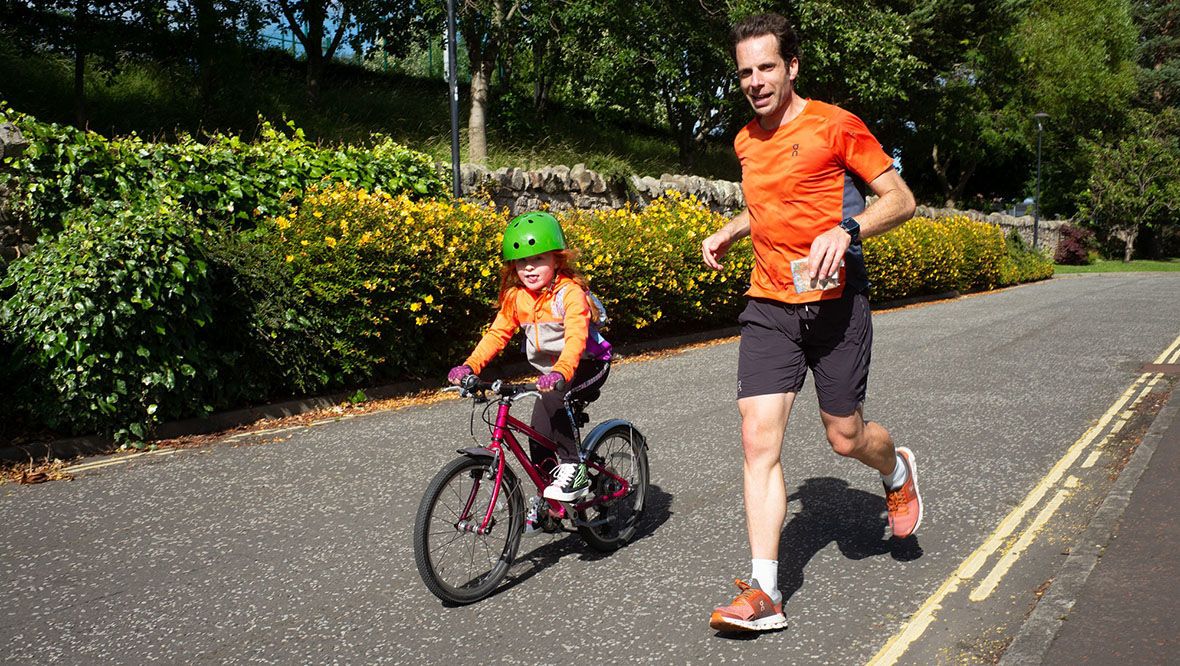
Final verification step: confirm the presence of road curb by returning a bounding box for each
[999,383,1179,664]
[0,325,746,464]
[0,290,955,465]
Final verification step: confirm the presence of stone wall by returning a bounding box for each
[458,162,1067,258]
[0,122,33,266]
[458,163,744,215]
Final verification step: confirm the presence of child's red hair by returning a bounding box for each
[499,249,601,321]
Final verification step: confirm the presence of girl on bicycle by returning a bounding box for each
[448,212,612,529]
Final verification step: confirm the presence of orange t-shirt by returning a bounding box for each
[735,99,893,304]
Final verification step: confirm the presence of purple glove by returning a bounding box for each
[448,365,473,384]
[537,371,566,392]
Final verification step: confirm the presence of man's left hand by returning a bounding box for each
[807,225,852,280]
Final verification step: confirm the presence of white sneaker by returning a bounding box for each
[544,463,591,502]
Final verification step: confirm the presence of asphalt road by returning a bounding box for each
[3,273,1179,665]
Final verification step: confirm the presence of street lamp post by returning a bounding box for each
[1033,112,1049,248]
[446,0,461,197]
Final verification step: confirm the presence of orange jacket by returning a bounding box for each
[464,276,611,381]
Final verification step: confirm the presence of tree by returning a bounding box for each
[1,1,128,126]
[134,1,269,114]
[898,0,1026,207]
[269,1,354,104]
[1133,0,1180,110]
[608,0,740,171]
[791,0,919,122]
[558,0,917,171]
[458,0,524,164]
[412,0,525,164]
[1011,0,1138,215]
[1080,109,1180,261]
[266,1,421,104]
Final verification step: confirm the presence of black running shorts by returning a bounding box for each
[736,293,873,416]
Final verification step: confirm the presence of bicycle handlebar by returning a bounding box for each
[456,374,540,398]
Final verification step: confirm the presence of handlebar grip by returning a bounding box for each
[459,374,483,391]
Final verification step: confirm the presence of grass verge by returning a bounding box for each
[1054,259,1180,274]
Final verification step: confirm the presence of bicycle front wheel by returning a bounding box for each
[577,424,649,552]
[413,455,523,604]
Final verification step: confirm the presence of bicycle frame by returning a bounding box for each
[469,396,633,535]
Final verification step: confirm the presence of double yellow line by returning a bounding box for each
[868,332,1180,665]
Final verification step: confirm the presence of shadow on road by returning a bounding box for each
[492,482,674,598]
[779,477,923,602]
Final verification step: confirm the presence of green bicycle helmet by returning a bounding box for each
[502,211,567,260]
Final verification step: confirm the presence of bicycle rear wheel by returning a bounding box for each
[413,455,523,604]
[577,424,649,551]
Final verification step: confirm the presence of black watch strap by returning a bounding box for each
[839,217,861,242]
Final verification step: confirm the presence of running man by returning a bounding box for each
[702,12,923,633]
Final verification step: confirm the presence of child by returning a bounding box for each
[448,212,612,533]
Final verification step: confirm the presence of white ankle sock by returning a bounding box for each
[751,559,782,605]
[881,452,908,490]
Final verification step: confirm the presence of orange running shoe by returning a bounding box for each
[709,579,787,632]
[884,446,923,538]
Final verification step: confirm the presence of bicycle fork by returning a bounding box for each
[453,447,505,536]
[456,402,517,536]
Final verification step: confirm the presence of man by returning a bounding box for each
[702,13,922,633]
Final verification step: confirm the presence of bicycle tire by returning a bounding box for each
[413,455,524,604]
[577,424,649,552]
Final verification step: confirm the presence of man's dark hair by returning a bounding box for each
[730,13,801,64]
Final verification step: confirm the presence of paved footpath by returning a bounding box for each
[1025,380,1180,664]
[2,273,1179,664]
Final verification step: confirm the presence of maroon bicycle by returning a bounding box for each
[413,374,649,604]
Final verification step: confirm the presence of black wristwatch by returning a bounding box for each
[839,217,861,243]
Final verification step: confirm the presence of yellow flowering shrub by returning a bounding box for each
[262,186,1038,385]
[561,192,755,334]
[863,217,963,301]
[864,215,1035,301]
[939,215,1007,291]
[266,184,506,380]
[998,228,1055,285]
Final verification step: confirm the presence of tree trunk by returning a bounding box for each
[1122,226,1138,262]
[194,0,218,116]
[932,143,955,207]
[304,2,325,105]
[676,124,696,172]
[950,160,977,208]
[532,37,549,115]
[466,37,496,165]
[73,0,88,127]
[468,62,492,164]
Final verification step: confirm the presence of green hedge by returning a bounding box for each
[1,194,219,442]
[0,102,447,236]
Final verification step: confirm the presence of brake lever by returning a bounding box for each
[442,385,474,399]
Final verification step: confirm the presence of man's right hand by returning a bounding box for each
[702,209,751,270]
[702,230,733,270]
